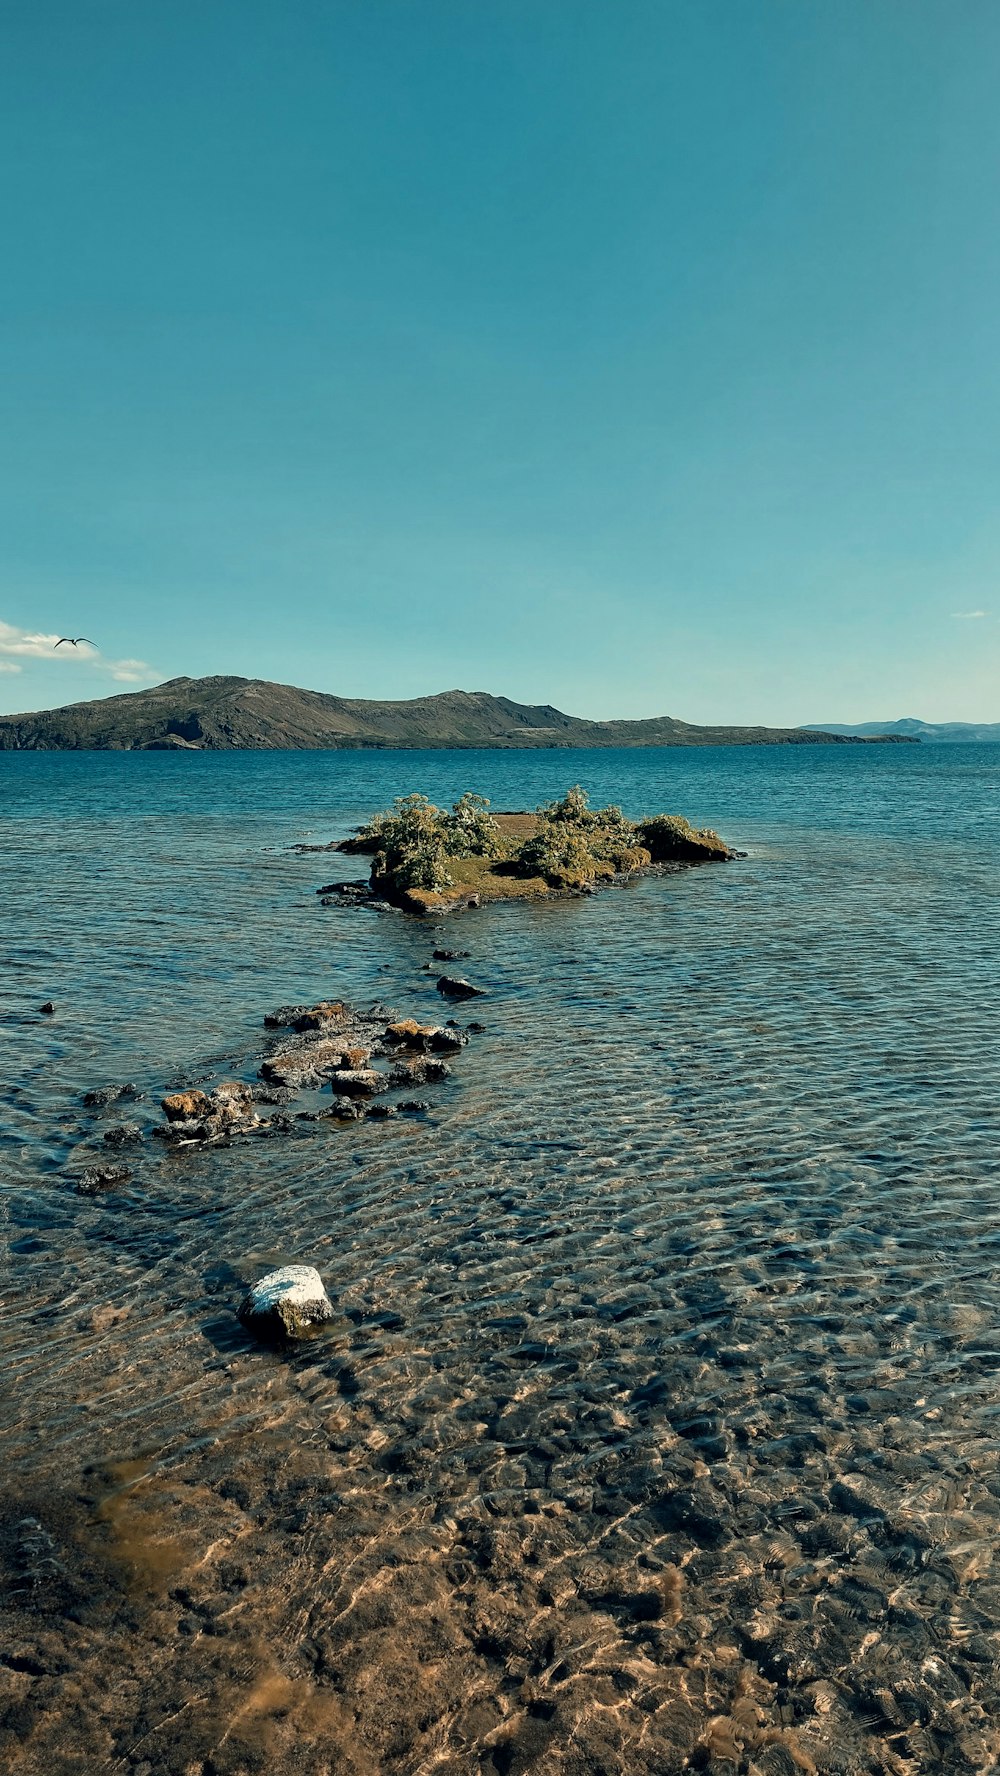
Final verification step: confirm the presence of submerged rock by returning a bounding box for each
[83,1083,139,1108]
[237,1265,334,1341]
[77,1163,132,1195]
[436,975,485,1000]
[103,1123,143,1148]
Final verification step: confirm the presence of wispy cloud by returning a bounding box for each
[951,609,989,620]
[0,621,158,683]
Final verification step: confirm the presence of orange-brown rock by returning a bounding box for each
[162,1089,213,1121]
[385,1019,435,1050]
[293,1001,347,1030]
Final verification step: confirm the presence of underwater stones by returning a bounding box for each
[237,1265,334,1341]
[436,975,485,1000]
[328,1098,365,1120]
[102,1123,143,1148]
[78,1162,132,1195]
[82,1082,139,1108]
[389,1056,451,1087]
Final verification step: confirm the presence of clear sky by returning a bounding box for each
[2,1,999,724]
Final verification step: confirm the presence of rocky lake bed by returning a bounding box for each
[5,749,1000,1775]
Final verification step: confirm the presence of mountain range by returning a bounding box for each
[805,718,1000,743]
[0,676,920,751]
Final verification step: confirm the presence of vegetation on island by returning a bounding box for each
[341,786,732,912]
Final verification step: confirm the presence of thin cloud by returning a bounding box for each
[0,620,158,683]
[951,609,989,620]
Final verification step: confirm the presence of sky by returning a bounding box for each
[2,0,1000,725]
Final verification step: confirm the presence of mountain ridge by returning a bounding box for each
[805,718,1000,743]
[0,676,918,751]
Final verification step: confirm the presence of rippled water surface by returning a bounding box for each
[3,745,1000,1775]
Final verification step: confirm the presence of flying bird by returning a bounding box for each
[54,637,95,648]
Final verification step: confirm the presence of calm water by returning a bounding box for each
[2,744,1000,1775]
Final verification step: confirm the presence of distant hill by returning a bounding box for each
[0,676,918,751]
[805,718,1000,743]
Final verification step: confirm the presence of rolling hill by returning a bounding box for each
[0,677,917,751]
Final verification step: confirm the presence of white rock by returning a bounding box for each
[237,1264,334,1340]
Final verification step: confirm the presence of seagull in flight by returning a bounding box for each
[54,636,96,648]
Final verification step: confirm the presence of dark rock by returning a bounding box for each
[433,949,470,961]
[315,881,371,900]
[436,975,485,999]
[328,1099,365,1121]
[102,1123,143,1148]
[250,1084,297,1106]
[39,1002,55,1015]
[77,1163,132,1196]
[398,1100,429,1114]
[367,1102,396,1118]
[466,1021,487,1033]
[82,1084,138,1108]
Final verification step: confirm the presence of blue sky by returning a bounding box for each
[2,0,999,723]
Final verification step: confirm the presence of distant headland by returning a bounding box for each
[0,675,920,751]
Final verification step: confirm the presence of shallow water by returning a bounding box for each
[3,745,1000,1774]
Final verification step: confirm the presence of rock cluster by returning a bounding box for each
[159,1080,259,1143]
[151,997,478,1145]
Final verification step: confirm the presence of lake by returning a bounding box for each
[2,743,999,1775]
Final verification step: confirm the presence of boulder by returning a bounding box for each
[39,1001,55,1015]
[329,1068,385,1097]
[237,1266,334,1341]
[162,1089,213,1122]
[436,975,485,1000]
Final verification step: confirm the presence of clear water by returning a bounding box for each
[2,745,1000,1775]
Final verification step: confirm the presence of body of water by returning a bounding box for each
[2,743,1000,1775]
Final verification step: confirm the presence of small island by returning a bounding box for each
[334,785,734,914]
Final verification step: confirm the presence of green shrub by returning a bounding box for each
[515,823,602,887]
[369,794,454,892]
[638,813,729,859]
[441,792,503,857]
